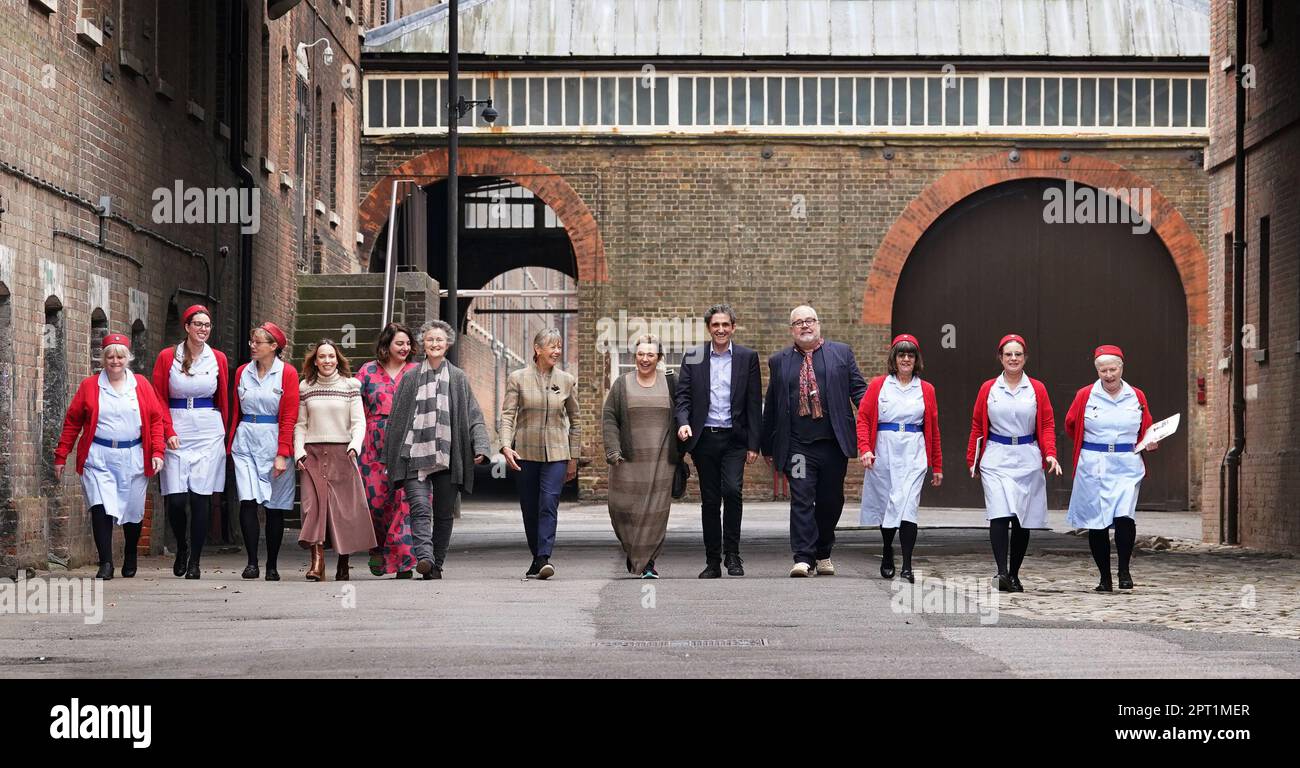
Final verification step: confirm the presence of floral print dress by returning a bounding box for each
[356,360,418,575]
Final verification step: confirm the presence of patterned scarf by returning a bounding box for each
[400,358,452,478]
[797,338,826,419]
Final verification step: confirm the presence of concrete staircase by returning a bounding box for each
[293,272,440,361]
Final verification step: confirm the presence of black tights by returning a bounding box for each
[881,521,919,570]
[1088,517,1136,579]
[165,492,211,563]
[239,501,286,568]
[989,516,1031,576]
[90,505,140,566]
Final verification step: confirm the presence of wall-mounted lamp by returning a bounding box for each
[296,38,334,82]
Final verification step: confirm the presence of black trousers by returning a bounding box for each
[691,428,747,563]
[787,439,848,566]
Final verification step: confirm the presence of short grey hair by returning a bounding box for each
[102,343,134,364]
[418,319,455,347]
[532,327,562,361]
[789,305,818,323]
[704,303,736,326]
[1094,354,1124,370]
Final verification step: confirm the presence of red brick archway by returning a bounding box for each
[862,149,1207,327]
[357,148,607,282]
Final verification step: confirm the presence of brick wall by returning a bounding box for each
[0,0,360,575]
[360,136,1212,508]
[1204,0,1300,552]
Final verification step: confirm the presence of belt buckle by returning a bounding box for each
[1108,443,1115,453]
[110,439,120,449]
[1010,436,1019,446]
[186,396,195,409]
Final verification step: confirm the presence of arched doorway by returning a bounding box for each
[893,179,1189,510]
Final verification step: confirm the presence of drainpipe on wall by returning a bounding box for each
[1223,0,1248,545]
[229,1,255,366]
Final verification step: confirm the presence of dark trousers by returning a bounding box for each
[787,439,848,566]
[691,428,746,563]
[404,471,456,568]
[518,460,566,559]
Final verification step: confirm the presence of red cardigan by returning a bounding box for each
[966,376,1057,470]
[54,374,167,477]
[151,344,230,442]
[1064,383,1153,478]
[227,361,300,457]
[855,375,942,472]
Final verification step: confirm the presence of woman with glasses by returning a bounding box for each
[152,305,230,579]
[966,334,1061,592]
[228,322,298,581]
[856,334,942,584]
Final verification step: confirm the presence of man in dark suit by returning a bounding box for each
[761,305,867,577]
[675,304,763,578]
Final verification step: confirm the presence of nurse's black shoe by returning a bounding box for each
[95,562,114,580]
[1117,571,1134,590]
[264,566,280,582]
[1094,578,1113,592]
[1008,575,1025,592]
[172,547,188,578]
[121,552,137,578]
[241,564,259,580]
[185,560,201,579]
[879,548,896,579]
[996,573,1015,592]
[900,568,914,584]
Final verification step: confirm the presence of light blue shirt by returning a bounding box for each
[704,342,733,428]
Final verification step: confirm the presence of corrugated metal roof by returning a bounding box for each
[364,0,1210,58]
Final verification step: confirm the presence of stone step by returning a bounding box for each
[296,297,386,317]
[296,273,386,289]
[296,285,387,302]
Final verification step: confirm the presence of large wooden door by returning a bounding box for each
[891,179,1188,510]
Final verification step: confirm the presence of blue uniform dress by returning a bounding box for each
[81,372,148,524]
[1066,380,1145,530]
[231,357,296,510]
[980,374,1048,527]
[160,343,226,495]
[859,375,927,528]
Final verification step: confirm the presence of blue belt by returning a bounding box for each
[241,414,278,424]
[988,432,1036,446]
[878,422,922,433]
[1082,440,1135,453]
[170,397,216,409]
[93,436,142,449]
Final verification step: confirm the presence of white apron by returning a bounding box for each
[81,372,148,524]
[980,374,1048,527]
[1066,380,1145,530]
[860,376,928,528]
[231,358,296,510]
[159,343,227,495]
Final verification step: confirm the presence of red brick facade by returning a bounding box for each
[0,0,361,576]
[1203,0,1299,551]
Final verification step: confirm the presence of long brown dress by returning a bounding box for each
[607,374,675,573]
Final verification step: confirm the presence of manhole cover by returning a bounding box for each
[593,639,769,648]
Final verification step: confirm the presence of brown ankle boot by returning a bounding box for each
[335,554,350,581]
[305,544,325,581]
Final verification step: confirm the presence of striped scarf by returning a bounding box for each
[797,338,825,419]
[400,359,452,478]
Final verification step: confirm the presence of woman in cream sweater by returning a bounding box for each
[294,339,376,581]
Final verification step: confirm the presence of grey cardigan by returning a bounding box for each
[382,360,491,493]
[601,371,682,466]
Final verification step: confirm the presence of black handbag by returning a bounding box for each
[672,459,690,499]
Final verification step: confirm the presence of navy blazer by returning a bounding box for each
[760,340,868,468]
[674,342,763,453]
